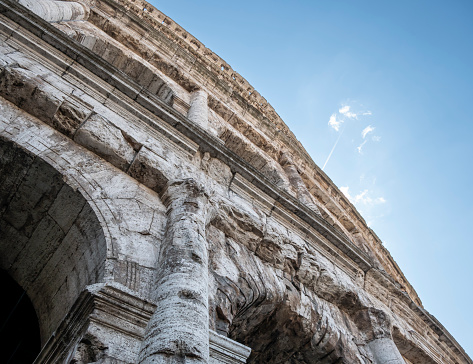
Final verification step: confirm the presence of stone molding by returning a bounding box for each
[209,331,251,364]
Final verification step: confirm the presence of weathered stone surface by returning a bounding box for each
[18,0,89,22]
[74,113,137,170]
[0,65,61,124]
[0,0,470,363]
[52,97,93,137]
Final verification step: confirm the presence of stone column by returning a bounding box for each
[17,0,89,23]
[355,308,405,364]
[368,338,405,364]
[140,179,210,364]
[188,90,209,132]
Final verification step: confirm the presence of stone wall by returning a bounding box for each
[0,0,471,363]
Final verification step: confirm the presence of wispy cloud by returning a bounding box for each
[325,102,376,168]
[340,186,387,227]
[372,135,381,142]
[339,106,350,114]
[341,187,386,206]
[362,125,375,139]
[354,189,386,205]
[328,113,342,131]
[329,104,372,133]
[357,140,367,154]
[339,105,371,119]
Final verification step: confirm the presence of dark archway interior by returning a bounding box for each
[0,136,107,347]
[0,269,41,363]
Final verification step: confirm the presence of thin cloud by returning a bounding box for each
[353,190,386,206]
[362,125,375,139]
[339,187,386,206]
[326,102,376,162]
[357,140,367,154]
[341,187,387,227]
[328,113,343,131]
[339,106,349,113]
[372,135,381,142]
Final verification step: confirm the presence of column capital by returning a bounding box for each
[355,307,392,342]
[161,178,209,211]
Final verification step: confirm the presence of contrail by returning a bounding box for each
[322,125,345,171]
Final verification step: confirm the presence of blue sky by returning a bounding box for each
[150,0,473,356]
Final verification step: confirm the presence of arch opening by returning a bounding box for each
[0,136,107,348]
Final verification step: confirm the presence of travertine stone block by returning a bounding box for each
[51,97,93,137]
[0,65,61,124]
[127,146,171,194]
[74,114,136,171]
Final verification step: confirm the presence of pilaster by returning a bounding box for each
[140,179,211,363]
[17,0,89,22]
[368,338,405,364]
[188,90,210,132]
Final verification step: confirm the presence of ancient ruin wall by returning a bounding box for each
[69,0,420,305]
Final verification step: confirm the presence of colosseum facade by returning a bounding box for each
[0,0,471,363]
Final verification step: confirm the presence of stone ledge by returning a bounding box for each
[210,330,251,364]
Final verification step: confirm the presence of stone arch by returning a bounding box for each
[392,326,439,364]
[0,136,107,346]
[206,211,366,364]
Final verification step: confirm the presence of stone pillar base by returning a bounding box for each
[33,283,251,364]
